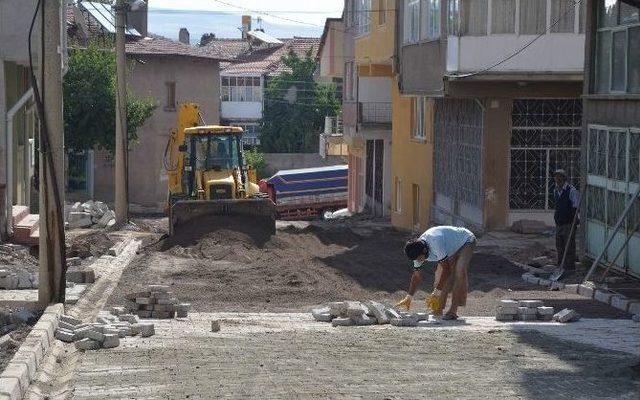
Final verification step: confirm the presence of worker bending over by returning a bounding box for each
[396,226,476,320]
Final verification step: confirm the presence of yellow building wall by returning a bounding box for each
[390,79,434,232]
[355,0,396,66]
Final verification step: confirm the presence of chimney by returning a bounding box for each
[179,28,190,45]
[241,15,251,39]
[126,1,148,37]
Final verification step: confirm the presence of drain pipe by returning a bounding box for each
[5,88,34,235]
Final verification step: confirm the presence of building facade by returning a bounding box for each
[396,0,585,230]
[582,0,640,278]
[0,0,44,239]
[204,22,320,147]
[66,3,224,212]
[344,0,395,216]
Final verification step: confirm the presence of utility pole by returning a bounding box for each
[39,0,66,305]
[114,0,128,224]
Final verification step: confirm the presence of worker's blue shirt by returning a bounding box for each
[413,226,475,270]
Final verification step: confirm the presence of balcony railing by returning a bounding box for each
[359,102,391,125]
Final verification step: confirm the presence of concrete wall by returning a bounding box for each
[448,34,585,73]
[319,20,344,78]
[390,80,434,231]
[93,56,221,210]
[262,153,347,176]
[221,101,262,120]
[354,0,396,65]
[0,0,39,65]
[396,0,447,96]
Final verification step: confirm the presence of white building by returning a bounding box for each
[203,19,320,146]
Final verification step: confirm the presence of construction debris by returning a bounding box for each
[54,312,155,351]
[124,285,191,319]
[65,200,115,230]
[552,308,581,323]
[495,299,556,322]
[0,268,38,289]
[312,301,438,328]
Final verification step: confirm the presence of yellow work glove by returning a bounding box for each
[395,295,412,311]
[426,289,442,313]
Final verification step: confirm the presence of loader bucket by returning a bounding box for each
[169,199,277,240]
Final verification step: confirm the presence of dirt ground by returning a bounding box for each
[107,218,630,318]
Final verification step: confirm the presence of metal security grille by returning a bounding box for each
[434,99,484,207]
[586,126,640,278]
[509,99,582,210]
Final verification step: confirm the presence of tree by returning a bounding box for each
[63,42,155,152]
[199,33,217,47]
[243,148,268,179]
[260,49,341,153]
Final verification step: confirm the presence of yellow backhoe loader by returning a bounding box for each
[165,103,275,236]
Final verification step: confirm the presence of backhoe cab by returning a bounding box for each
[166,103,275,237]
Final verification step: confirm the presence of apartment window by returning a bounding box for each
[519,0,547,34]
[551,0,576,33]
[412,97,426,140]
[594,0,640,94]
[449,0,488,36]
[379,0,387,25]
[420,0,441,40]
[165,82,176,110]
[394,178,402,213]
[404,0,420,43]
[221,76,262,102]
[491,0,516,34]
[412,184,420,229]
[355,0,372,36]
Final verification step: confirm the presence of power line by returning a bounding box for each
[451,0,584,79]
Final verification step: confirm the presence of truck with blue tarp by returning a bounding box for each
[259,165,348,220]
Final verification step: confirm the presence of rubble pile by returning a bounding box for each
[0,268,37,289]
[0,308,37,336]
[55,311,155,351]
[125,285,191,319]
[65,200,115,229]
[311,301,441,327]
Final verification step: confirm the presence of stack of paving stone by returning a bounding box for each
[552,308,581,323]
[311,301,441,328]
[495,299,555,322]
[124,285,191,319]
[54,312,155,350]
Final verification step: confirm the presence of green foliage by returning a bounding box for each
[243,147,268,179]
[63,42,156,152]
[260,49,341,153]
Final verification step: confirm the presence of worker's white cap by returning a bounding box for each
[553,169,567,177]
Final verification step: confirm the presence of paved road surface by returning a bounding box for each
[70,313,640,399]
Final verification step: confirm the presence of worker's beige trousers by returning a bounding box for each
[436,239,476,309]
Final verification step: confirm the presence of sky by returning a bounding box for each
[148,0,344,41]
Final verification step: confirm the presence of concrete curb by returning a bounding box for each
[518,268,640,319]
[0,303,63,400]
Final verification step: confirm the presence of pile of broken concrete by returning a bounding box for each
[312,300,440,327]
[495,299,580,323]
[125,285,191,319]
[0,268,37,289]
[55,310,155,351]
[65,200,115,229]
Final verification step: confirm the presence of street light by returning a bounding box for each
[113,0,145,224]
